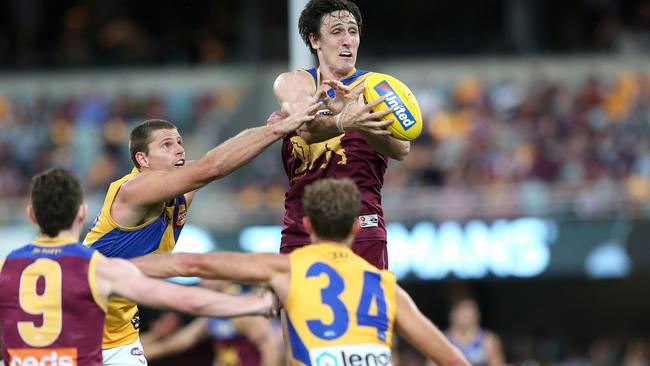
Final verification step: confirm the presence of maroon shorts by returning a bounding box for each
[280,240,388,270]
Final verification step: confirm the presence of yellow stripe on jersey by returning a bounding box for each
[284,243,397,365]
[88,251,107,313]
[0,258,5,272]
[299,69,318,93]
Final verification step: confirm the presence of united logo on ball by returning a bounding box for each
[363,73,423,141]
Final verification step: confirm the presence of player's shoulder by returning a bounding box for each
[274,69,314,91]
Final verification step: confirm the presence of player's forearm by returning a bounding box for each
[131,253,197,278]
[360,132,410,160]
[204,126,280,179]
[133,252,274,284]
[186,291,270,318]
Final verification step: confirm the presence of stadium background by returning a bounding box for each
[0,0,649,364]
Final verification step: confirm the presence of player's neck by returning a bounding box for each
[37,228,81,243]
[311,234,354,248]
[318,64,356,81]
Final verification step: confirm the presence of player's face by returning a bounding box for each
[314,11,360,77]
[144,128,186,171]
[451,300,480,328]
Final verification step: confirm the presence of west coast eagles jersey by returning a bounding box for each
[284,243,397,366]
[84,168,190,348]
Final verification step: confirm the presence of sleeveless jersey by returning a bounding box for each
[0,237,106,366]
[447,330,488,366]
[84,168,189,348]
[284,243,397,366]
[207,318,260,366]
[281,68,388,249]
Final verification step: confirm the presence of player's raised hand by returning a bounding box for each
[266,110,288,125]
[268,97,322,135]
[323,80,394,135]
[319,79,361,114]
[255,289,280,318]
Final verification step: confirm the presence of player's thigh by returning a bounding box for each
[351,240,388,270]
[102,339,147,366]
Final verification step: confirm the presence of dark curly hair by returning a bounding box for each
[302,178,360,241]
[30,168,83,237]
[129,119,177,168]
[299,0,363,55]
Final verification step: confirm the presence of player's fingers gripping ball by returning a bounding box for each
[363,73,423,141]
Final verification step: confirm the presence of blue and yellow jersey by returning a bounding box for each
[300,67,373,97]
[83,168,190,349]
[284,243,397,366]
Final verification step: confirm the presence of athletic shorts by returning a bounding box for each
[281,240,388,270]
[102,339,147,366]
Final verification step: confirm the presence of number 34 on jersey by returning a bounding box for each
[284,244,398,366]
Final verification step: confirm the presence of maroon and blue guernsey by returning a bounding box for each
[281,67,388,249]
[208,318,261,366]
[0,237,106,366]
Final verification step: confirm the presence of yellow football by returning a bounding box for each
[363,73,423,141]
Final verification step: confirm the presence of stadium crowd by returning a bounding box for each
[0,71,648,225]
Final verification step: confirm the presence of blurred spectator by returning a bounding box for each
[432,298,506,366]
[1,70,649,222]
[622,339,650,366]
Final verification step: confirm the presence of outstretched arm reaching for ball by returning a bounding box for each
[110,100,321,227]
[273,70,399,150]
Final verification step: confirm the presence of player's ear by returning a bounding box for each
[27,205,38,225]
[135,152,148,168]
[302,216,315,235]
[351,219,360,236]
[77,203,88,224]
[309,33,320,51]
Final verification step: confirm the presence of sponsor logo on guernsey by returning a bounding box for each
[175,203,187,227]
[311,344,392,366]
[8,347,77,366]
[131,312,141,330]
[130,347,144,356]
[359,214,379,228]
[373,81,416,131]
